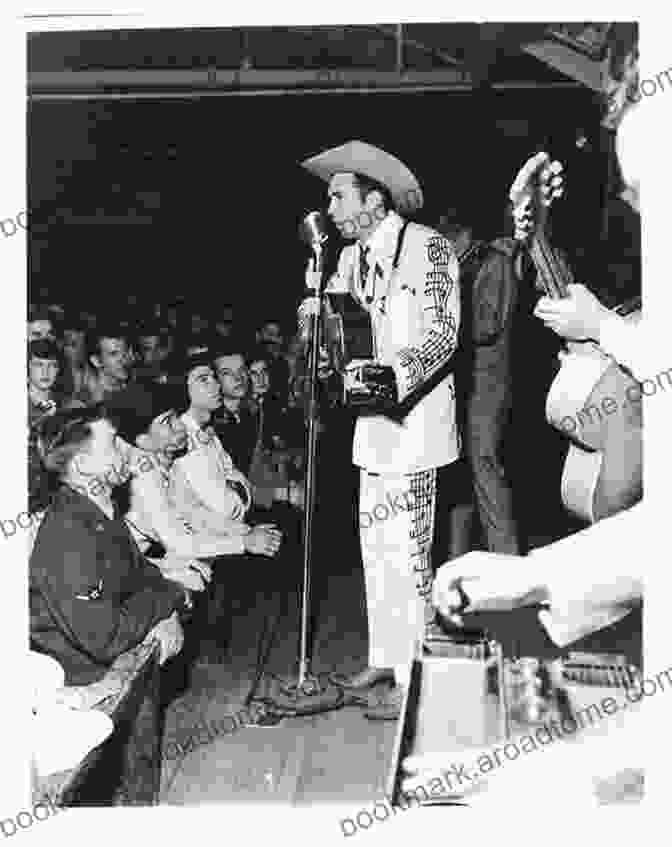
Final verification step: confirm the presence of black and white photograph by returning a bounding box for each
[1,3,669,842]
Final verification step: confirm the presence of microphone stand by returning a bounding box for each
[298,236,325,690]
[259,213,343,718]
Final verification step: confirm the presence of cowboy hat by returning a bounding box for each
[301,140,423,213]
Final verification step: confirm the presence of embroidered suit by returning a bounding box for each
[326,210,460,669]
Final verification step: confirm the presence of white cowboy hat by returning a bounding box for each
[301,140,423,214]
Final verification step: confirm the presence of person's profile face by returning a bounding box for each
[187,364,222,410]
[327,173,366,240]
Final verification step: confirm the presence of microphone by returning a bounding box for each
[299,211,329,249]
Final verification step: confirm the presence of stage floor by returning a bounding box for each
[159,558,398,806]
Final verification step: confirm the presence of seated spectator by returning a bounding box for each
[28,339,67,515]
[245,345,304,509]
[255,318,291,407]
[134,320,173,385]
[212,340,256,475]
[213,305,235,341]
[72,324,157,422]
[170,350,282,552]
[186,309,211,352]
[116,390,273,563]
[168,352,283,660]
[29,407,187,685]
[59,314,95,401]
[28,305,57,343]
[28,339,64,427]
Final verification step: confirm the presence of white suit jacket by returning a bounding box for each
[327,212,460,474]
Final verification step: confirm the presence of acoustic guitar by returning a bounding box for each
[510,153,642,523]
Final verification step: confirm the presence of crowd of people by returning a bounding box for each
[28,306,306,684]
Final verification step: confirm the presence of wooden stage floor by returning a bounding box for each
[159,557,399,807]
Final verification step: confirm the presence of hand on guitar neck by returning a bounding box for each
[510,151,642,523]
[510,151,625,346]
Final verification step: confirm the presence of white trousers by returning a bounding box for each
[359,468,437,670]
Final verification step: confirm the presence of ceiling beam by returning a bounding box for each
[522,39,606,92]
[29,67,477,96]
[372,24,464,68]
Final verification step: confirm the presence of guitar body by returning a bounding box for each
[546,336,643,522]
[509,153,642,524]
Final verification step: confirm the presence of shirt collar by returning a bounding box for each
[360,210,403,259]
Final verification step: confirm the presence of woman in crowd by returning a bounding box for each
[30,406,187,685]
[170,350,282,552]
[168,351,283,660]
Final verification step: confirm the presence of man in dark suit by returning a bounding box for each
[440,224,522,557]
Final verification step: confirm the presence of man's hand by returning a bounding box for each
[534,283,611,342]
[155,555,210,592]
[433,552,548,621]
[243,524,283,557]
[145,611,184,665]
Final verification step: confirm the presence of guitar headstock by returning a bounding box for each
[509,151,565,244]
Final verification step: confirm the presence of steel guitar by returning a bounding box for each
[510,153,642,522]
[386,629,643,807]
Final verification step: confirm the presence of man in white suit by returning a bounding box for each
[300,141,460,718]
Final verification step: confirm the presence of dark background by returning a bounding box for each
[27,84,610,326]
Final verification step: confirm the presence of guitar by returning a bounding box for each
[510,152,642,523]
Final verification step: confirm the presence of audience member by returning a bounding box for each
[28,305,57,343]
[212,341,256,475]
[59,315,95,401]
[255,318,291,407]
[168,351,283,659]
[28,339,66,515]
[213,305,235,341]
[72,324,157,424]
[116,391,259,564]
[134,319,173,385]
[30,406,187,685]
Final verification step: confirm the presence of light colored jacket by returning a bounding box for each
[327,211,461,473]
[169,412,252,538]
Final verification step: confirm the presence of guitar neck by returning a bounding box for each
[529,230,573,300]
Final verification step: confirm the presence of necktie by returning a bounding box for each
[359,245,370,291]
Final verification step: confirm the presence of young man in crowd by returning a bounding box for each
[211,340,257,476]
[134,319,173,386]
[59,314,94,401]
[255,318,291,407]
[72,324,157,422]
